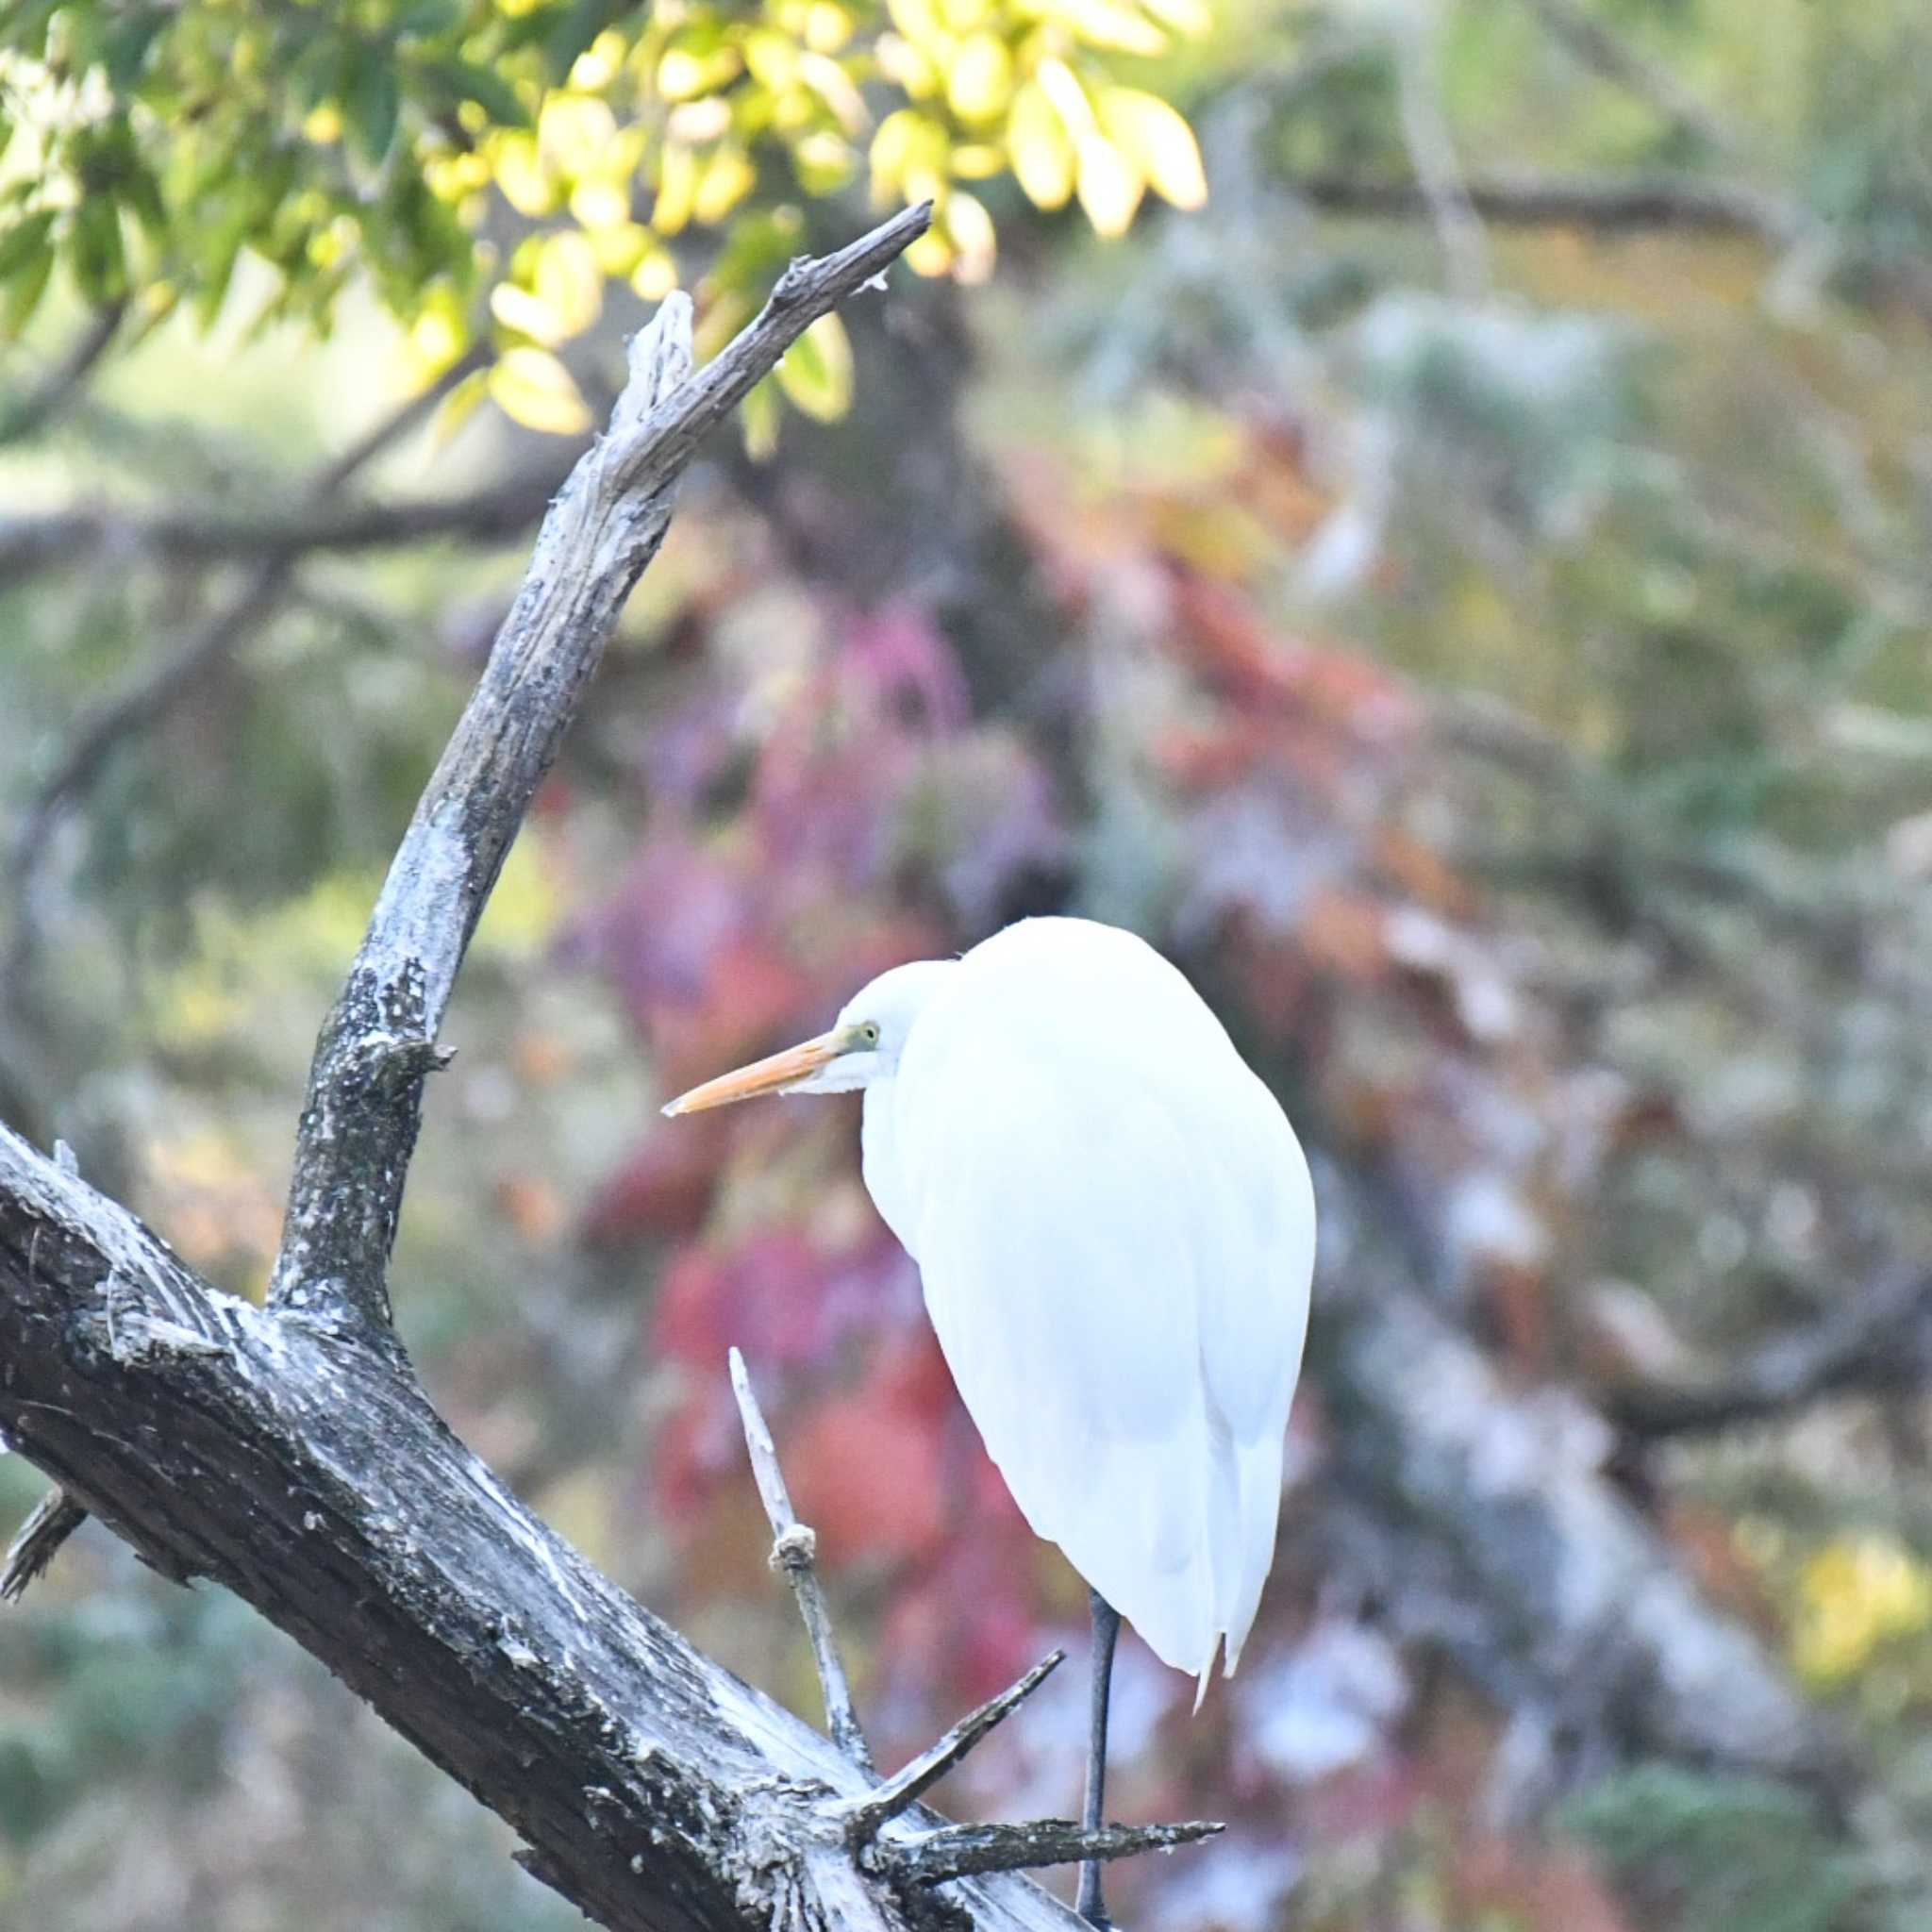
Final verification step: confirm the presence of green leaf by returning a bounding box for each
[394,0,464,37]
[739,375,781,460]
[102,10,170,88]
[425,58,529,130]
[774,311,853,423]
[346,56,402,166]
[1,233,54,338]
[0,208,56,281]
[72,197,130,303]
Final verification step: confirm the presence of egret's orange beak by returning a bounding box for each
[660,1029,851,1116]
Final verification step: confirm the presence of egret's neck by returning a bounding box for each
[860,1076,919,1259]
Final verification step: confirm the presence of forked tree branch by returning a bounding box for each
[272,206,931,1332]
[0,203,1231,1930]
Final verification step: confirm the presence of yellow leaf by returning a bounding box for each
[568,27,628,92]
[490,346,592,435]
[905,226,955,276]
[805,2,854,52]
[631,247,681,302]
[946,34,1013,123]
[489,129,557,216]
[535,228,604,337]
[774,311,854,421]
[1096,87,1207,209]
[741,376,782,460]
[570,176,632,231]
[945,189,995,284]
[538,93,618,178]
[1033,58,1097,141]
[887,0,945,50]
[951,142,1004,179]
[490,280,566,345]
[797,51,869,135]
[876,33,941,100]
[1075,130,1141,237]
[693,146,758,225]
[1063,0,1168,56]
[655,143,697,234]
[587,220,653,277]
[658,47,742,101]
[405,287,470,380]
[743,29,800,92]
[1008,79,1074,209]
[871,108,949,205]
[793,131,859,195]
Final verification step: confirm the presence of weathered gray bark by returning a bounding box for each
[0,1124,1205,1929]
[0,206,1220,1932]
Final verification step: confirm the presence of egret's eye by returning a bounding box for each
[858,1021,881,1047]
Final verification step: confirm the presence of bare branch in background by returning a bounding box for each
[0,302,126,446]
[1289,166,1792,237]
[1517,0,1742,158]
[0,464,573,588]
[730,1345,875,1773]
[2,350,491,1068]
[1607,1270,1932,1441]
[1390,25,1491,301]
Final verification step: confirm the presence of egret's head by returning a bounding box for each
[660,958,954,1115]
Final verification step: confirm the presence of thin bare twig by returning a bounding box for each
[0,1489,89,1601]
[1390,27,1490,301]
[892,1817,1225,1886]
[833,1652,1065,1842]
[729,1346,874,1772]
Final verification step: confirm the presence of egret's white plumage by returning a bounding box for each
[664,916,1316,1695]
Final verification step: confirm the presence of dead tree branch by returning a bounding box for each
[1,203,1224,1930]
[0,1117,1108,1931]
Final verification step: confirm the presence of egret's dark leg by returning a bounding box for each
[1076,1589,1122,1927]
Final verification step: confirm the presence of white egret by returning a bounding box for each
[664,916,1314,1925]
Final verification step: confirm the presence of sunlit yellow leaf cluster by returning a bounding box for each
[408,0,1211,435]
[1791,1534,1932,1686]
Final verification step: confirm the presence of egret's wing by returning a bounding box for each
[1182,1066,1315,1671]
[901,1043,1224,1674]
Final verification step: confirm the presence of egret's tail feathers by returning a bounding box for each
[1192,1633,1222,1712]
